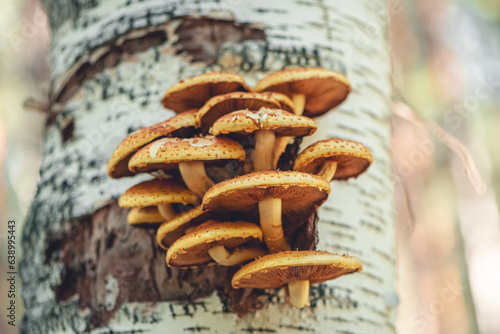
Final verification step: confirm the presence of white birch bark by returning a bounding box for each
[21,0,396,333]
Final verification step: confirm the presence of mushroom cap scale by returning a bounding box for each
[232,251,362,289]
[253,68,351,117]
[212,109,317,137]
[294,139,373,180]
[196,92,295,134]
[166,221,263,267]
[202,171,330,234]
[128,136,245,174]
[118,179,198,208]
[127,206,165,227]
[161,73,250,112]
[107,110,198,178]
[156,205,211,249]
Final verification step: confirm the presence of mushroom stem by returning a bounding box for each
[258,198,291,253]
[254,130,276,171]
[272,136,291,169]
[208,246,267,266]
[292,94,306,116]
[287,280,310,308]
[157,204,177,220]
[179,161,215,197]
[184,226,197,234]
[318,161,338,181]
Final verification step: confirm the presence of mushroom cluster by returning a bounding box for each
[107,68,373,309]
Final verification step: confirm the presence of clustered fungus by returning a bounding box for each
[107,68,373,310]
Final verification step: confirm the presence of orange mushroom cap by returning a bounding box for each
[161,73,250,112]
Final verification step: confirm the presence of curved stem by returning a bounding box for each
[208,245,267,266]
[179,161,215,197]
[287,280,310,308]
[258,198,291,253]
[254,130,276,171]
[318,161,338,181]
[157,204,176,220]
[292,93,306,116]
[272,136,291,169]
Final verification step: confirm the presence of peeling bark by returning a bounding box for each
[22,1,396,333]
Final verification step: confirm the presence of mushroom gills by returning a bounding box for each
[254,130,276,171]
[207,245,266,266]
[179,161,215,197]
[157,204,177,220]
[287,280,310,308]
[258,198,291,252]
[318,161,338,181]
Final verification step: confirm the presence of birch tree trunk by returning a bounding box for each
[21,0,396,333]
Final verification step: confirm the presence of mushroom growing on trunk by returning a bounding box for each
[232,251,362,308]
[166,220,267,267]
[128,136,245,198]
[161,72,250,112]
[127,207,165,228]
[156,205,212,250]
[195,92,295,134]
[294,138,373,181]
[118,179,198,221]
[212,108,317,171]
[253,67,351,117]
[202,171,330,253]
[107,109,199,178]
[254,68,351,166]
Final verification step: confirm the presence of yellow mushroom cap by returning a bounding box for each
[107,109,198,178]
[161,73,250,113]
[254,68,351,117]
[166,220,263,267]
[232,250,362,289]
[127,207,165,227]
[156,205,211,250]
[212,108,317,137]
[118,179,198,208]
[202,171,330,234]
[293,139,373,180]
[196,92,295,134]
[128,136,246,174]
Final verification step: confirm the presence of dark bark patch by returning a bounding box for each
[60,116,74,143]
[174,18,265,63]
[292,210,319,251]
[45,203,232,330]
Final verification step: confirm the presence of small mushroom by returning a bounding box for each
[118,179,198,220]
[128,136,245,198]
[232,250,363,308]
[294,139,373,181]
[253,67,351,117]
[166,220,267,267]
[161,73,250,112]
[127,207,165,228]
[212,108,316,171]
[203,171,330,253]
[196,92,295,134]
[156,205,211,250]
[107,109,198,178]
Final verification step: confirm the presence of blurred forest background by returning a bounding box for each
[1,0,499,333]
